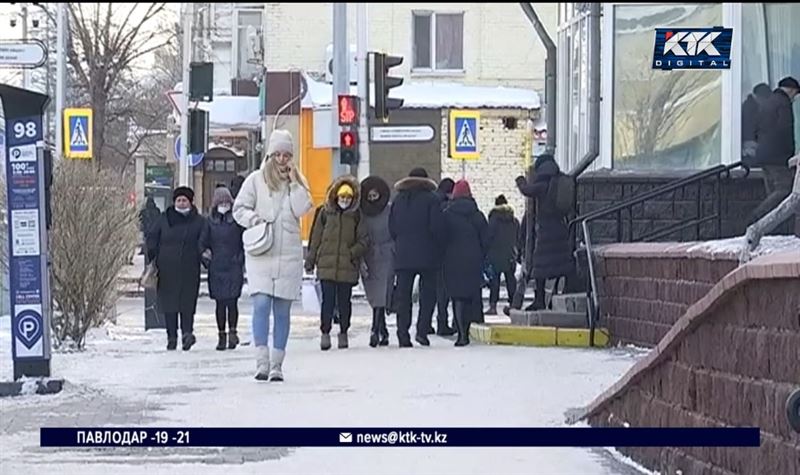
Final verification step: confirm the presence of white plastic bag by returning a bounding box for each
[515,263,524,282]
[302,279,321,315]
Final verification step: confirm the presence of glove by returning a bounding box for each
[515,175,528,188]
[304,260,315,274]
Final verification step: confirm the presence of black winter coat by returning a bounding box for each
[441,197,488,299]
[741,94,761,143]
[139,201,161,237]
[147,207,206,315]
[754,89,796,167]
[487,205,519,273]
[199,211,245,301]
[389,176,445,271]
[516,156,575,280]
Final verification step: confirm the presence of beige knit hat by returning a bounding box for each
[267,129,294,156]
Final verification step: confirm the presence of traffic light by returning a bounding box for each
[373,52,404,121]
[188,109,208,155]
[340,130,358,165]
[338,94,358,126]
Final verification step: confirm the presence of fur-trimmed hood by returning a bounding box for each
[325,175,361,213]
[394,176,437,193]
[360,175,391,217]
[490,204,515,221]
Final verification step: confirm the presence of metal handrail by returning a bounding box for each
[571,161,749,345]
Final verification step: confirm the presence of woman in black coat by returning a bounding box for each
[486,194,520,315]
[200,186,245,351]
[441,180,488,346]
[147,187,206,351]
[515,154,575,310]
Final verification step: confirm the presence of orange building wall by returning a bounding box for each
[299,109,332,240]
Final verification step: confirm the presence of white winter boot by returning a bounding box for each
[269,349,285,382]
[255,346,270,381]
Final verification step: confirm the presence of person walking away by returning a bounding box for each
[441,180,488,346]
[147,187,206,351]
[230,174,246,200]
[742,83,772,163]
[139,197,161,256]
[233,129,313,381]
[200,186,245,351]
[750,76,800,229]
[359,176,395,347]
[305,176,368,351]
[515,154,576,310]
[389,168,446,347]
[433,178,456,336]
[486,194,520,315]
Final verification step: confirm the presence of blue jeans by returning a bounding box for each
[252,293,292,350]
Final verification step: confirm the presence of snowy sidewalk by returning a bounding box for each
[0,298,648,475]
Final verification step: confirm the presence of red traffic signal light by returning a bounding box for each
[340,130,357,149]
[338,94,358,126]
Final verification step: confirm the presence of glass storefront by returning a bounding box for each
[612,4,722,171]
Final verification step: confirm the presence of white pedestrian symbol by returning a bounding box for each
[71,119,88,147]
[456,120,476,148]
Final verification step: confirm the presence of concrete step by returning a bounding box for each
[508,309,587,328]
[470,323,609,347]
[551,293,588,314]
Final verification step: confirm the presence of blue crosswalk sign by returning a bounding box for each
[449,110,480,160]
[63,108,93,159]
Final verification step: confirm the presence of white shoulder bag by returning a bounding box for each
[243,190,287,256]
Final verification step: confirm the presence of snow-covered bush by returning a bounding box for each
[50,161,138,350]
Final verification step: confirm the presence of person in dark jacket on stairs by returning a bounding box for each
[147,187,206,351]
[515,155,576,311]
[305,176,368,351]
[200,186,245,351]
[441,180,488,346]
[486,194,519,315]
[389,168,446,347]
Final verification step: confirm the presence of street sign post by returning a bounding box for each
[173,136,204,167]
[0,84,53,380]
[63,108,93,159]
[448,110,480,178]
[0,40,47,68]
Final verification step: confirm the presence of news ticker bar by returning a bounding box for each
[40,427,761,448]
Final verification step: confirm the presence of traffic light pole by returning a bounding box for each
[356,3,369,180]
[179,2,193,188]
[331,3,350,179]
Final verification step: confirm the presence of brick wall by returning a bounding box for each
[578,170,771,244]
[580,251,800,474]
[440,109,534,216]
[594,243,738,347]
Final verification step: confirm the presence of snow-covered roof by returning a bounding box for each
[302,75,541,110]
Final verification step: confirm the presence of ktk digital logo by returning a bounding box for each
[652,27,733,71]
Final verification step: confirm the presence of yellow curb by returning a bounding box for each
[470,324,610,348]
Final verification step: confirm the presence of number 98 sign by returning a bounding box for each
[8,117,42,146]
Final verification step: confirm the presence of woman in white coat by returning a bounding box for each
[233,129,313,381]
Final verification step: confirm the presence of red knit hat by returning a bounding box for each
[453,179,472,198]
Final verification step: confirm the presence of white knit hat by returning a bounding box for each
[267,129,294,156]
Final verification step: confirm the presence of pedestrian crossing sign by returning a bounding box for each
[63,108,93,159]
[448,110,480,160]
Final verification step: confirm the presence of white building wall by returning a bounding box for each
[261,3,556,90]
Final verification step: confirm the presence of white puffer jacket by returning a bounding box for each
[233,168,313,300]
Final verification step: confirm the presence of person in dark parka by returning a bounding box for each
[389,168,446,347]
[360,176,394,348]
[147,187,206,351]
[139,197,161,256]
[230,174,246,199]
[441,180,488,346]
[432,178,456,336]
[486,194,519,315]
[750,76,800,226]
[741,83,772,162]
[515,154,576,310]
[200,186,245,351]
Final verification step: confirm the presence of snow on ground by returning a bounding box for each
[1,298,649,475]
[685,235,800,257]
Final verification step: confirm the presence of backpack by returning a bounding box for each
[548,172,576,216]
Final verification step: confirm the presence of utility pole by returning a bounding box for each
[21,3,30,90]
[179,2,193,187]
[55,2,67,161]
[356,3,369,180]
[332,3,349,178]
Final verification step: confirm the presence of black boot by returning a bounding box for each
[454,301,470,347]
[486,303,498,316]
[228,330,239,350]
[436,315,456,336]
[377,308,389,346]
[182,332,196,351]
[216,332,227,351]
[167,338,177,351]
[369,309,380,348]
